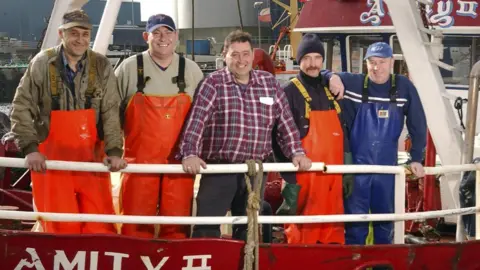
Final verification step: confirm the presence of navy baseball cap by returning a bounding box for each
[364,42,393,60]
[146,14,176,33]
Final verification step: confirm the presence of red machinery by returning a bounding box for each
[253,48,276,74]
[405,131,442,236]
[269,26,291,73]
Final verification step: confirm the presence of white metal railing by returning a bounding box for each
[0,157,479,244]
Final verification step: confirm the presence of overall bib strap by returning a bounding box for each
[362,75,369,103]
[47,49,97,110]
[173,55,187,94]
[389,74,397,103]
[323,86,341,114]
[85,51,97,109]
[46,48,61,111]
[363,74,398,103]
[136,53,150,93]
[291,77,312,119]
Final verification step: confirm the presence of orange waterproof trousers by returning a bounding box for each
[285,110,345,244]
[120,93,194,239]
[31,109,116,234]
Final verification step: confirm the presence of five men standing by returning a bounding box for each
[9,7,428,244]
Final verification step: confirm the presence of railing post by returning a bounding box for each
[394,170,406,244]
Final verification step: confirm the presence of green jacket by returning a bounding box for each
[10,45,123,157]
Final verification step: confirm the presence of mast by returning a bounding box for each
[271,0,301,60]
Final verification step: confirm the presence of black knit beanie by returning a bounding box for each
[296,33,325,63]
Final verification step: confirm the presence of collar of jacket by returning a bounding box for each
[298,70,326,89]
[48,44,90,71]
[60,45,86,72]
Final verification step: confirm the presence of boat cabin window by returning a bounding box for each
[346,35,384,74]
[390,36,409,76]
[391,35,480,86]
[321,38,343,73]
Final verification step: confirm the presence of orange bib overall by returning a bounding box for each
[31,109,116,234]
[120,55,194,238]
[285,79,345,244]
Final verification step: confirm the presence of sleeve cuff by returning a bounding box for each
[410,156,423,163]
[290,151,305,159]
[106,147,123,158]
[22,143,39,156]
[182,154,198,160]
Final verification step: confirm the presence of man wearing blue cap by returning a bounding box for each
[325,42,427,245]
[115,14,204,238]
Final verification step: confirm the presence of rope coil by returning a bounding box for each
[243,160,263,270]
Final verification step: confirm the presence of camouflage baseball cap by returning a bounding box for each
[59,9,92,30]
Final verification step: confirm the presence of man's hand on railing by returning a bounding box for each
[292,154,312,171]
[182,156,207,174]
[26,152,47,173]
[103,156,128,172]
[410,162,425,178]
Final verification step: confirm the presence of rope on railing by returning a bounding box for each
[243,160,263,270]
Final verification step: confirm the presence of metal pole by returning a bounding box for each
[457,60,480,242]
[394,170,406,244]
[131,0,135,25]
[93,0,122,55]
[191,0,195,61]
[253,2,263,48]
[258,13,261,48]
[461,60,480,165]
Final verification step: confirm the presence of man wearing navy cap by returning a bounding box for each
[115,14,204,239]
[325,42,427,245]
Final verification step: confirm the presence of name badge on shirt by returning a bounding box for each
[378,110,389,118]
[259,97,274,105]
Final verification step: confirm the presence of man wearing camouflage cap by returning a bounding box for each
[10,9,126,234]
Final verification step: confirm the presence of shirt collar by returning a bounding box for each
[224,67,262,87]
[61,45,86,71]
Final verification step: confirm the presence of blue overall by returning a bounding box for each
[345,75,404,245]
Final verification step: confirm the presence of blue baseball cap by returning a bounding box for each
[146,14,176,33]
[364,42,393,60]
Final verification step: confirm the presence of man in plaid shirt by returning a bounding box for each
[178,30,311,239]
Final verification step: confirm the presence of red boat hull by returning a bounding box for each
[2,230,480,270]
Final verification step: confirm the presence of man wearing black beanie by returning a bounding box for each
[273,33,353,245]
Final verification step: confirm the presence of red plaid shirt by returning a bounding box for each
[178,68,304,163]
